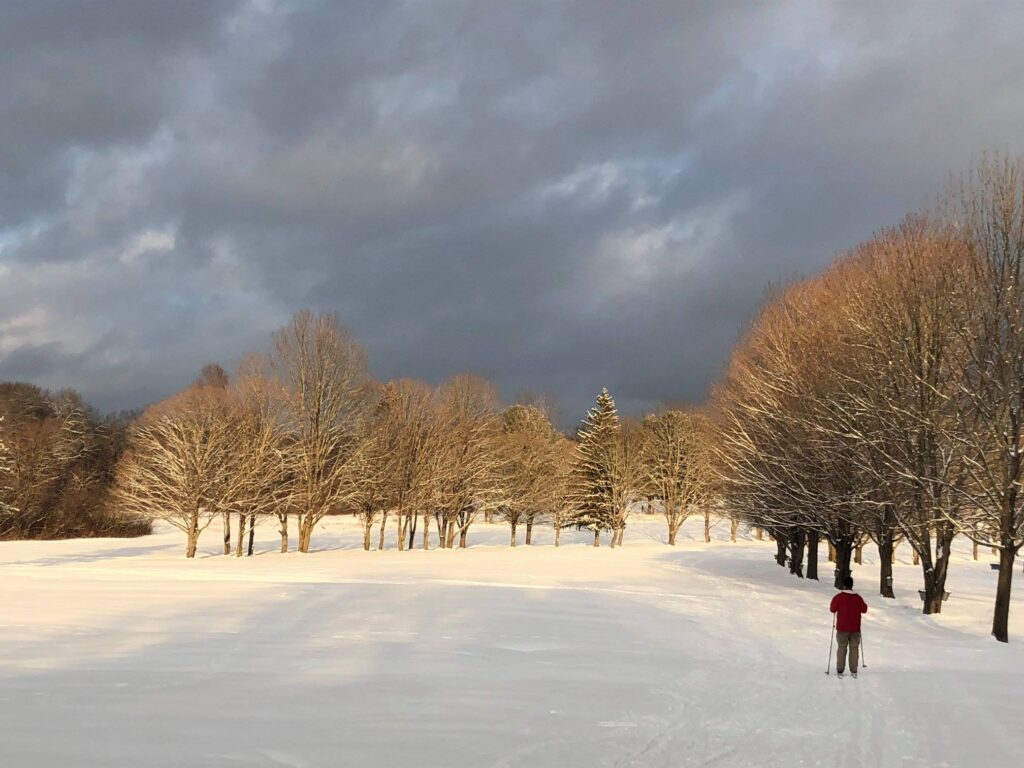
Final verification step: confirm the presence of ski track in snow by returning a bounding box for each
[0,517,1021,767]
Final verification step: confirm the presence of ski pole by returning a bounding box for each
[826,614,836,675]
[860,631,867,669]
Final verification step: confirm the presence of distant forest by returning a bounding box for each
[0,382,150,539]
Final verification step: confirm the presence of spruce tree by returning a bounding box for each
[569,388,619,546]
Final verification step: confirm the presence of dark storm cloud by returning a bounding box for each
[1,1,1023,423]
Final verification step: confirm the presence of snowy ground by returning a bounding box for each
[1,516,1022,768]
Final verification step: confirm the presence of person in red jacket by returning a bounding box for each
[830,575,868,678]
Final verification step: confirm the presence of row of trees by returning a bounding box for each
[112,311,715,559]
[0,383,149,539]
[711,155,1024,642]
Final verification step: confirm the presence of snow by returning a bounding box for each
[1,517,1022,767]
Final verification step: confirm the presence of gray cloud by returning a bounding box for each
[1,0,1023,425]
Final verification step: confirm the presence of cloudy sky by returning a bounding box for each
[1,1,1022,422]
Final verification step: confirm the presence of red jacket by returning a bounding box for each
[830,591,868,633]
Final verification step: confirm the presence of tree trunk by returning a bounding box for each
[422,513,430,550]
[789,529,806,578]
[832,536,854,589]
[704,510,711,543]
[774,530,788,567]
[991,545,1015,642]
[972,540,979,561]
[223,511,231,555]
[913,548,920,566]
[806,530,819,581]
[730,518,738,543]
[298,515,315,553]
[668,521,679,546]
[186,511,199,558]
[526,518,534,545]
[378,513,388,550]
[920,525,953,615]
[610,528,617,549]
[278,513,288,553]
[593,529,600,547]
[756,527,763,541]
[854,541,863,565]
[459,527,468,548]
[235,513,246,557]
[363,522,372,551]
[827,540,836,562]
[510,522,517,547]
[247,513,256,556]
[554,525,561,547]
[878,526,895,598]
[401,514,413,548]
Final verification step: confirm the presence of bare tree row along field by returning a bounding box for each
[712,155,1024,642]
[108,310,714,562]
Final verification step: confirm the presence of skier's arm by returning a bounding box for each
[829,595,839,613]
[859,596,868,613]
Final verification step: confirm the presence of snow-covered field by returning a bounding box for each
[2,516,1021,768]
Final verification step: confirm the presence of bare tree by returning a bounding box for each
[433,375,503,549]
[226,357,290,557]
[347,382,393,551]
[640,410,713,545]
[945,155,1024,641]
[831,218,972,610]
[498,404,565,546]
[605,421,645,547]
[371,380,443,551]
[271,311,373,553]
[190,364,234,555]
[549,437,576,547]
[195,363,230,391]
[113,383,236,557]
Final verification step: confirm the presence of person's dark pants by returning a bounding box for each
[836,631,860,673]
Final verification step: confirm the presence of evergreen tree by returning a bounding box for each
[569,388,620,546]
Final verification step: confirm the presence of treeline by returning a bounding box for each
[112,312,714,559]
[0,383,150,539]
[710,155,1024,642]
